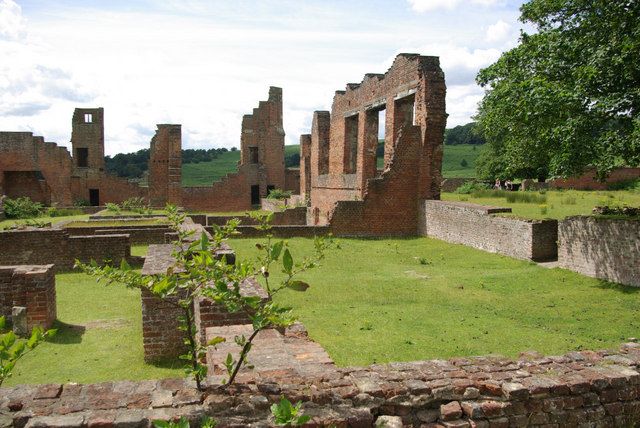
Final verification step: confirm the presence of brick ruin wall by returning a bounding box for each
[4,343,640,426]
[206,206,307,227]
[0,264,56,331]
[0,228,132,272]
[558,216,640,287]
[64,224,173,245]
[140,244,269,362]
[550,167,640,190]
[420,200,559,261]
[305,54,447,234]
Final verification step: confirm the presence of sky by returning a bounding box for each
[0,0,527,156]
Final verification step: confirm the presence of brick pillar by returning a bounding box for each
[141,288,187,362]
[310,111,330,183]
[299,134,311,199]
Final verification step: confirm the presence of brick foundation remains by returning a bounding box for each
[4,342,640,426]
[303,53,447,236]
[420,200,559,261]
[0,264,56,331]
[558,216,640,287]
[0,227,133,271]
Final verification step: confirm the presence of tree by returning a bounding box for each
[475,0,640,181]
[444,122,485,145]
[77,206,330,390]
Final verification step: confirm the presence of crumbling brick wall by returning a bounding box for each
[558,216,640,286]
[0,264,56,331]
[306,54,447,235]
[149,125,182,207]
[0,228,133,271]
[550,167,640,190]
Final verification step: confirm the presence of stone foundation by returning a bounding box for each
[0,264,56,331]
[558,216,640,287]
[420,200,559,261]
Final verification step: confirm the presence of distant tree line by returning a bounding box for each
[444,122,485,145]
[105,147,232,179]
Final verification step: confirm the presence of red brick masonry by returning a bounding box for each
[3,342,640,426]
[0,264,56,331]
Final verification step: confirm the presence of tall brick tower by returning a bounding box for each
[71,108,105,173]
[148,124,182,207]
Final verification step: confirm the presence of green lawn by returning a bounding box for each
[180,143,482,186]
[6,236,639,385]
[229,237,640,366]
[442,189,640,220]
[4,272,182,386]
[0,214,90,229]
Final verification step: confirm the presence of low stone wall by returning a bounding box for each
[64,224,172,245]
[232,225,330,238]
[441,177,473,193]
[420,200,558,261]
[4,343,640,426]
[0,228,133,271]
[0,264,56,331]
[558,216,640,287]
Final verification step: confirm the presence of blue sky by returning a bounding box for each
[1,0,526,155]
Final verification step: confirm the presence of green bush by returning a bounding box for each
[48,207,84,217]
[73,199,90,207]
[607,179,640,191]
[105,203,121,213]
[266,188,293,200]
[3,197,44,219]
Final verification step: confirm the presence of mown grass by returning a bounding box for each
[6,236,640,385]
[4,272,182,386]
[441,144,486,178]
[0,214,90,229]
[442,189,640,220]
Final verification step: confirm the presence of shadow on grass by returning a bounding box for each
[48,320,86,344]
[596,279,640,294]
[148,356,183,370]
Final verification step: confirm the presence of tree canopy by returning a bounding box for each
[445,122,485,146]
[475,0,640,181]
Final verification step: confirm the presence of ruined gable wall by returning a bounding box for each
[71,108,105,172]
[148,125,182,207]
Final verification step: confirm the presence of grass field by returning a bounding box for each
[6,236,640,385]
[442,189,640,220]
[0,214,90,229]
[181,144,482,186]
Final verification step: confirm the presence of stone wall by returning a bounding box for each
[0,264,56,331]
[65,224,172,245]
[148,124,182,207]
[551,167,640,190]
[420,200,559,261]
[0,228,133,271]
[558,216,640,287]
[4,343,640,426]
[233,225,330,238]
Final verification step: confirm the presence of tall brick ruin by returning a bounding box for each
[302,53,447,235]
[149,125,183,207]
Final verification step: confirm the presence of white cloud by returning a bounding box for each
[0,0,26,41]
[408,0,503,12]
[485,19,512,42]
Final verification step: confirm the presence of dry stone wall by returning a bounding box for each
[420,200,558,261]
[558,216,640,287]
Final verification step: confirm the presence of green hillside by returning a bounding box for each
[182,143,483,186]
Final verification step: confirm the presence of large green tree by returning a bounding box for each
[475,0,640,181]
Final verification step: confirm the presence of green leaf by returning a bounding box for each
[282,249,293,273]
[0,316,5,331]
[287,281,310,292]
[152,420,170,428]
[271,241,284,260]
[201,231,209,251]
[206,336,226,347]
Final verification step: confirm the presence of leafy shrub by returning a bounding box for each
[454,181,490,194]
[266,188,293,200]
[607,179,640,191]
[105,203,121,213]
[73,199,90,207]
[460,158,468,167]
[153,416,216,428]
[539,204,548,216]
[48,207,83,217]
[3,197,44,219]
[121,197,147,212]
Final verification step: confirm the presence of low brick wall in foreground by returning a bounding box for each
[559,216,640,287]
[3,343,640,426]
[0,264,56,331]
[420,200,558,261]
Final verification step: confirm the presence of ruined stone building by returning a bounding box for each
[0,88,296,210]
[300,53,447,236]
